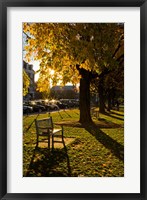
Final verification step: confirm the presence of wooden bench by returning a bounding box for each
[91,107,99,119]
[35,117,64,150]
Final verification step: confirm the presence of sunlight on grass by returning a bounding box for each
[23,108,124,177]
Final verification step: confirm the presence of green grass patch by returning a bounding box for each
[23,108,124,177]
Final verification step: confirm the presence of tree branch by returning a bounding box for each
[112,34,124,58]
[23,31,31,39]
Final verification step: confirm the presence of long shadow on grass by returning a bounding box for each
[84,122,124,162]
[110,111,124,117]
[102,112,124,121]
[25,145,71,177]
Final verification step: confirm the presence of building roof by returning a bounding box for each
[23,60,35,72]
[51,85,76,91]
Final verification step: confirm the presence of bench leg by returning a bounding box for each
[48,131,50,150]
[62,129,64,142]
[36,135,39,147]
[61,126,65,147]
[52,135,54,150]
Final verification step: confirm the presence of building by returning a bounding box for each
[50,85,79,99]
[23,60,35,100]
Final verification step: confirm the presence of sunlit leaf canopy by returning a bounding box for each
[23,23,123,92]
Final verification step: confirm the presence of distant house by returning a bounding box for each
[23,60,35,100]
[50,85,79,99]
[51,85,76,91]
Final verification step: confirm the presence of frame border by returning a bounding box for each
[0,0,146,199]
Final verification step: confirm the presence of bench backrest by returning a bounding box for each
[35,117,54,134]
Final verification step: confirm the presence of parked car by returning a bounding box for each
[23,105,33,114]
[35,100,52,112]
[48,101,60,111]
[25,101,46,113]
[50,100,68,109]
[70,99,79,108]
[60,99,79,108]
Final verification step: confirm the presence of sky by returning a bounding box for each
[23,33,41,82]
[29,60,40,82]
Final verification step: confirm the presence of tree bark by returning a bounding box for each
[107,93,112,111]
[78,69,92,124]
[107,89,113,111]
[98,78,105,113]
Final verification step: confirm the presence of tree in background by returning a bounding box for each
[23,23,124,123]
[90,32,124,112]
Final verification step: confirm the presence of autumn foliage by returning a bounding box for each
[23,23,124,123]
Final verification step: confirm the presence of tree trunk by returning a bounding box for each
[79,70,92,124]
[98,78,105,113]
[107,90,112,111]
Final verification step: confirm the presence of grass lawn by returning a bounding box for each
[23,107,124,177]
